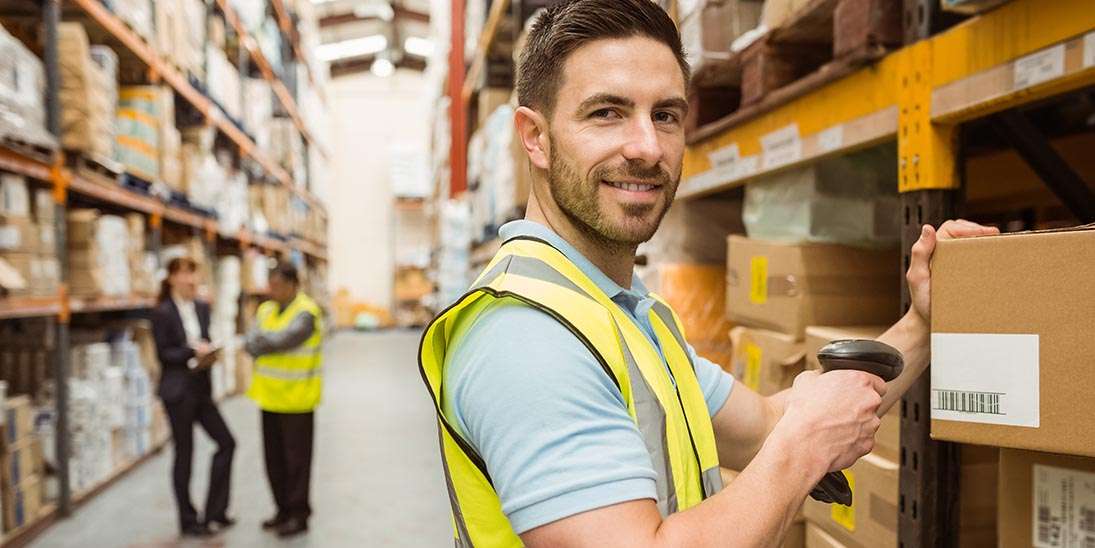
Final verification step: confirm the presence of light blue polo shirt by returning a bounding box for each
[441,220,734,534]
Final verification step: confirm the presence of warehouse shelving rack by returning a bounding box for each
[0,0,331,544]
[679,0,1095,545]
[445,0,1095,546]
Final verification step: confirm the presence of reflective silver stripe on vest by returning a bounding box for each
[614,320,677,516]
[650,302,694,370]
[254,365,323,381]
[472,250,686,513]
[438,429,474,547]
[702,466,724,499]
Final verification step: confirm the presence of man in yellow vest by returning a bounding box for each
[420,1,998,546]
[244,261,323,538]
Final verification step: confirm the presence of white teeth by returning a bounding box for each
[608,181,655,192]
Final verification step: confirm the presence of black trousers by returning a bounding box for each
[164,394,236,529]
[262,410,314,521]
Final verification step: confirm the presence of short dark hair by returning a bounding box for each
[270,262,299,285]
[516,0,689,115]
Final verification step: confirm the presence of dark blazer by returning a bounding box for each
[151,298,213,404]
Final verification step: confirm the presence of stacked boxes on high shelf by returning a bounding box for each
[58,23,116,163]
[2,394,44,533]
[718,147,904,547]
[0,24,56,151]
[0,175,59,299]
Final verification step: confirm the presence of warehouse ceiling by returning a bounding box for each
[311,0,433,78]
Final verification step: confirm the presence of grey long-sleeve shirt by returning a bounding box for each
[244,310,316,357]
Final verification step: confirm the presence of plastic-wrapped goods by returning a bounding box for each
[243,78,273,149]
[177,0,207,79]
[59,24,116,159]
[107,0,153,43]
[0,24,56,149]
[205,45,242,121]
[242,249,270,293]
[257,18,284,77]
[269,119,304,184]
[216,173,249,234]
[66,210,132,297]
[230,0,265,32]
[437,199,474,308]
[211,256,241,345]
[114,86,166,182]
[743,146,901,248]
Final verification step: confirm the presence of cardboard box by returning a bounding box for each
[998,448,1095,548]
[930,225,1095,457]
[680,0,763,67]
[803,326,898,462]
[729,326,804,395]
[0,219,37,254]
[806,522,846,548]
[3,396,33,446]
[1,436,39,487]
[2,473,41,532]
[958,445,999,548]
[726,236,900,340]
[803,453,899,548]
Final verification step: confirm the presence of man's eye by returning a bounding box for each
[591,108,621,120]
[654,111,679,124]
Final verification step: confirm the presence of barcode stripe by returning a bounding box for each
[932,389,1006,415]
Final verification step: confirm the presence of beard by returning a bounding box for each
[546,136,679,249]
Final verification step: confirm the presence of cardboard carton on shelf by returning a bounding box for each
[805,522,845,548]
[679,0,762,68]
[725,236,899,340]
[803,325,898,462]
[1,435,40,487]
[930,225,1095,457]
[2,473,41,532]
[728,326,803,396]
[998,448,1095,548]
[3,395,33,446]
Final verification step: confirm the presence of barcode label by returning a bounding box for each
[931,333,1039,427]
[1034,465,1095,548]
[932,389,1004,415]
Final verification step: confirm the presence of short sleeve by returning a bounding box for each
[443,300,658,534]
[689,345,735,416]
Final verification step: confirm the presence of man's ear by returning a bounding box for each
[514,106,550,170]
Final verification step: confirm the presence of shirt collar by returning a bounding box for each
[498,220,649,300]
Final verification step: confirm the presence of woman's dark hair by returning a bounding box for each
[270,261,300,285]
[158,257,198,303]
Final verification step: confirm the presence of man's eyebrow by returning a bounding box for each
[576,93,635,113]
[654,97,689,114]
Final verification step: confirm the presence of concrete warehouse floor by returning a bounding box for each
[31,331,452,547]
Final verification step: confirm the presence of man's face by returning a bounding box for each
[544,35,688,246]
[269,274,296,304]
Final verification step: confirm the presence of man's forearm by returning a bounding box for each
[876,309,930,414]
[655,430,817,547]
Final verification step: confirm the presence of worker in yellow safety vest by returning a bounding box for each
[244,261,323,538]
[419,1,999,546]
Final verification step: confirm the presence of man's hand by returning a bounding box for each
[907,220,999,324]
[775,370,886,476]
[192,341,213,358]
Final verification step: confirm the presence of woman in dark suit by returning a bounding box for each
[151,257,236,537]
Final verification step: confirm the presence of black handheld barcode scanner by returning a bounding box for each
[808,339,904,506]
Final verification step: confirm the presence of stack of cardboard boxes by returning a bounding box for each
[2,395,44,533]
[58,24,116,162]
[930,224,1095,548]
[0,175,59,299]
[723,232,899,547]
[66,209,133,298]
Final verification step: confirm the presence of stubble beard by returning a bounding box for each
[546,137,679,251]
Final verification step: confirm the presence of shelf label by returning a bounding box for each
[1084,32,1095,69]
[818,125,844,153]
[1014,44,1065,90]
[930,333,1039,427]
[707,143,741,168]
[760,124,802,170]
[1032,464,1095,548]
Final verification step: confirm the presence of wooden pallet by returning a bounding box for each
[0,135,56,166]
[688,0,903,138]
[67,151,123,188]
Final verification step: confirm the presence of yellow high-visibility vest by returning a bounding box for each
[420,238,723,547]
[248,292,324,413]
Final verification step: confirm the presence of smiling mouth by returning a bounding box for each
[604,180,659,192]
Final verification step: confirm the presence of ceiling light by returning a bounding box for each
[404,36,434,57]
[316,34,388,62]
[371,58,395,78]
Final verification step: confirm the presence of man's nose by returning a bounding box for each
[620,117,663,167]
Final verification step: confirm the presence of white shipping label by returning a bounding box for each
[930,333,1039,427]
[760,124,802,170]
[818,126,844,153]
[1014,44,1066,90]
[1084,32,1095,69]
[707,143,741,168]
[1032,464,1095,548]
[0,226,19,249]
